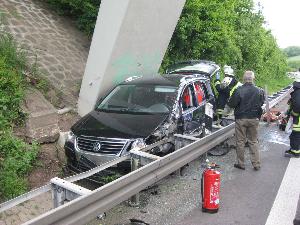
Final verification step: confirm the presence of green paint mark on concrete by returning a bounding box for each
[112,52,162,85]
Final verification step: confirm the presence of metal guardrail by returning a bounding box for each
[0,139,171,213]
[24,124,235,225]
[0,85,293,225]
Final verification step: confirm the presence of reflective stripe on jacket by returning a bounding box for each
[293,114,300,132]
[229,82,242,97]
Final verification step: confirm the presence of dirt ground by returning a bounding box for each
[27,112,80,189]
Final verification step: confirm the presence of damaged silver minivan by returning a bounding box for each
[65,74,215,171]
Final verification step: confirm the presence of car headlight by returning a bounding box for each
[131,138,146,150]
[66,131,76,143]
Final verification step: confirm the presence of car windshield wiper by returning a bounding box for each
[100,105,130,111]
[97,105,129,112]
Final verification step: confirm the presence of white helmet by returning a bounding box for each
[224,65,234,76]
[221,76,233,88]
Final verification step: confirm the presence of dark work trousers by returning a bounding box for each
[290,131,300,151]
[216,94,229,120]
[235,118,260,167]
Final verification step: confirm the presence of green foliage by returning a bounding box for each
[46,0,101,36]
[288,55,300,62]
[161,0,289,92]
[0,32,39,200]
[288,60,300,72]
[0,33,26,71]
[0,33,27,126]
[101,173,121,184]
[0,59,25,125]
[0,132,38,199]
[283,46,300,58]
[287,54,300,72]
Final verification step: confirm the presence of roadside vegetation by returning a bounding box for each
[44,0,290,93]
[0,32,39,200]
[45,0,101,36]
[287,59,300,72]
[284,46,300,71]
[283,46,300,58]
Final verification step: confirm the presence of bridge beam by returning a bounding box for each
[78,0,186,116]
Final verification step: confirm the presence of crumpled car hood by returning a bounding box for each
[72,110,169,139]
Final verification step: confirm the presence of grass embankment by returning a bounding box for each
[256,76,292,94]
[0,32,39,200]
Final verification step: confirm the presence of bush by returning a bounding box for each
[46,0,101,36]
[0,32,39,200]
[0,132,38,199]
[0,59,25,124]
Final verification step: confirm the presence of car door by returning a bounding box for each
[192,81,209,135]
[200,80,214,132]
[180,81,206,136]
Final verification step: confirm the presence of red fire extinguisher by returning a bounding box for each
[201,161,221,213]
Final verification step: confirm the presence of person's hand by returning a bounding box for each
[278,113,286,120]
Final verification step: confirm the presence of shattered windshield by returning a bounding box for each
[97,84,177,114]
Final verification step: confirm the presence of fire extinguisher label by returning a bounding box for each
[210,182,220,205]
[202,169,221,211]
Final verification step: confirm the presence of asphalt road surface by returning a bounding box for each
[177,124,300,225]
[175,91,300,225]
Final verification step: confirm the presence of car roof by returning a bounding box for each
[166,60,220,75]
[122,74,209,87]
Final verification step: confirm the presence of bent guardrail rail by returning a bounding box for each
[24,124,235,225]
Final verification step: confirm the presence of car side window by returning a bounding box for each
[193,81,206,106]
[182,84,197,111]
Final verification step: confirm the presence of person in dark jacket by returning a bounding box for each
[215,65,242,126]
[228,71,265,170]
[285,79,300,157]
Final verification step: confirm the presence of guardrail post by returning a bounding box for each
[51,184,65,208]
[265,85,271,126]
[129,157,140,207]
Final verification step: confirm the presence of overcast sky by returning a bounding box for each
[254,0,300,48]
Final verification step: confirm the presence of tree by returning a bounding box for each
[283,46,300,57]
[162,0,288,90]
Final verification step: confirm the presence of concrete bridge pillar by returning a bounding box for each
[78,0,186,116]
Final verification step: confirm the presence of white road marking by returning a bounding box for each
[265,158,300,225]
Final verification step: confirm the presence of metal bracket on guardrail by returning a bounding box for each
[128,150,161,206]
[51,177,91,208]
[174,134,201,176]
[174,134,200,150]
[130,149,161,166]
